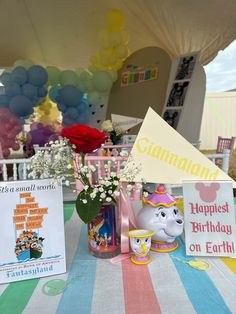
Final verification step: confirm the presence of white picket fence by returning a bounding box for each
[0,148,230,180]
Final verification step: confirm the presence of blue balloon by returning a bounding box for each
[62,116,75,126]
[57,102,67,113]
[32,96,40,105]
[49,85,60,102]
[22,83,37,100]
[9,95,33,117]
[5,82,21,97]
[59,85,81,107]
[28,65,48,86]
[11,66,27,85]
[0,72,11,85]
[79,99,89,110]
[66,107,79,118]
[75,114,89,124]
[37,86,47,97]
[0,95,9,107]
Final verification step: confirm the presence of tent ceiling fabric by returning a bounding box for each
[0,0,236,68]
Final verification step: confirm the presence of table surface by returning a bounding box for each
[0,203,236,314]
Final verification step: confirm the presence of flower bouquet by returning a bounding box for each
[27,124,141,224]
[101,119,124,145]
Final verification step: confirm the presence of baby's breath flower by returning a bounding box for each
[120,150,129,157]
[104,180,111,186]
[106,197,112,202]
[89,165,96,172]
[127,184,133,191]
[100,193,106,199]
[82,199,88,204]
[114,190,120,196]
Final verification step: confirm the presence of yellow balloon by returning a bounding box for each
[115,45,129,60]
[112,59,123,71]
[98,29,109,44]
[99,47,113,60]
[108,31,123,47]
[107,9,125,32]
[121,31,129,45]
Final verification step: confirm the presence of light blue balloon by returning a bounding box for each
[9,95,33,117]
[5,82,21,97]
[22,83,37,100]
[37,86,48,97]
[28,65,48,86]
[0,95,9,107]
[59,85,81,107]
[11,66,27,85]
[0,72,11,85]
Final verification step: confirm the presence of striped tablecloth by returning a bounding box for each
[0,203,236,314]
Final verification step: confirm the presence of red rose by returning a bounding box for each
[61,125,107,153]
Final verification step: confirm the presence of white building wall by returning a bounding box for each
[200,92,236,149]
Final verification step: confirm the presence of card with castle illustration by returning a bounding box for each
[0,179,66,284]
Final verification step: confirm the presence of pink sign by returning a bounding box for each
[183,180,236,257]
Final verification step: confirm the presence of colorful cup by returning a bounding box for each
[127,229,155,265]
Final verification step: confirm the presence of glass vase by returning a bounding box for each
[87,203,120,258]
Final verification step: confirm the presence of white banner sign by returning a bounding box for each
[183,180,236,257]
[123,107,236,188]
[0,179,66,283]
[111,114,143,132]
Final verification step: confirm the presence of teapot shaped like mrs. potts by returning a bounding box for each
[137,185,184,252]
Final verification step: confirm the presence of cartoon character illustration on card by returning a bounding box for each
[137,185,184,252]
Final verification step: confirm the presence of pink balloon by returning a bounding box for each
[2,148,10,158]
[7,133,15,139]
[0,108,22,158]
[13,125,22,134]
[12,142,20,151]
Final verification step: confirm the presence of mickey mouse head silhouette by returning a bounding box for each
[164,111,179,127]
[195,182,220,203]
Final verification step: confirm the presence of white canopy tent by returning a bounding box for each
[0,0,236,68]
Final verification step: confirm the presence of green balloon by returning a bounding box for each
[78,71,93,92]
[107,70,118,82]
[13,59,33,69]
[60,70,78,86]
[46,66,61,86]
[87,91,102,105]
[75,67,85,77]
[92,71,113,93]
